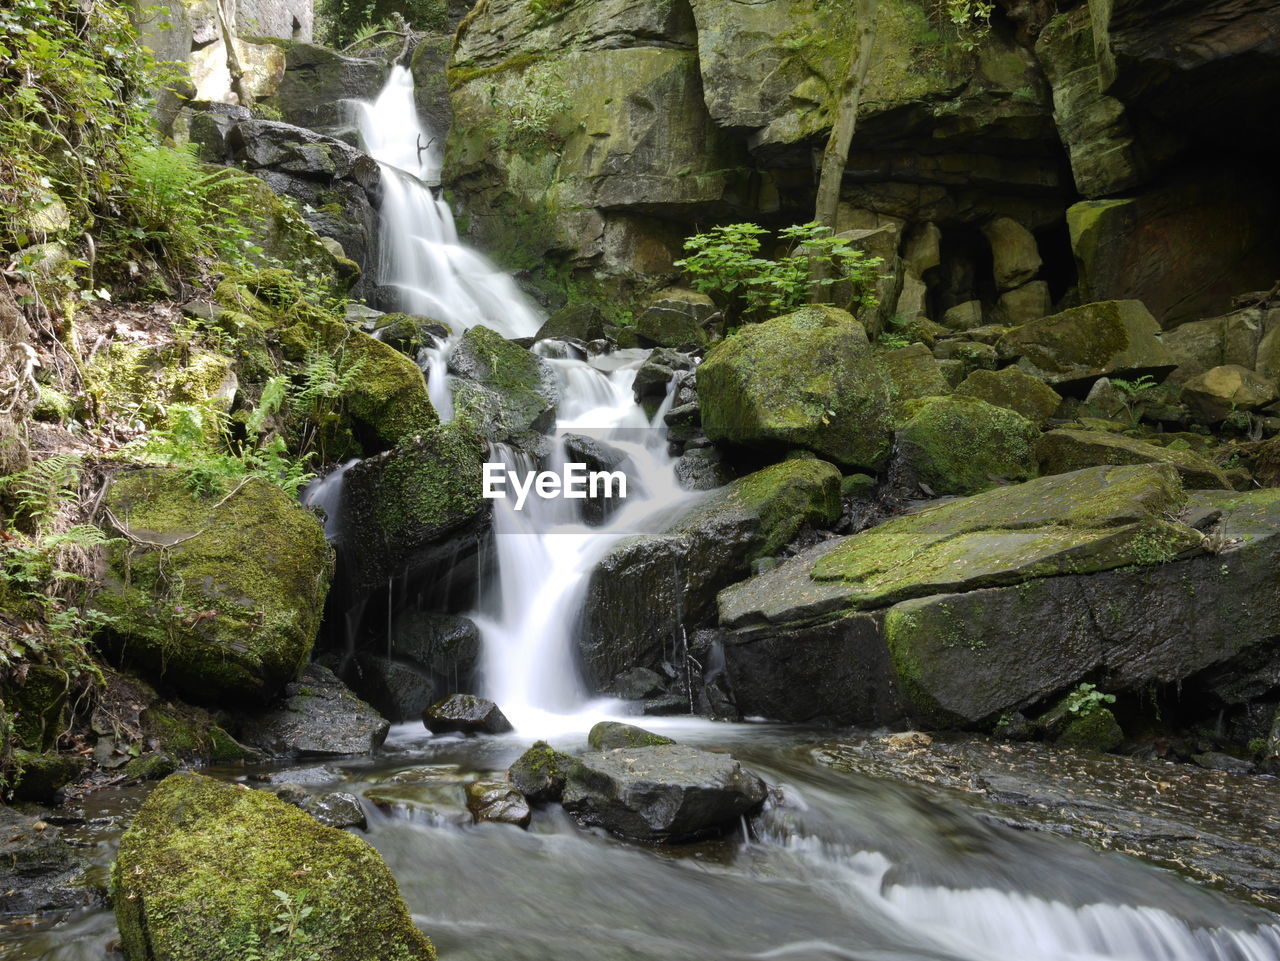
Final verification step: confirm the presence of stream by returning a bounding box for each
[5,66,1280,961]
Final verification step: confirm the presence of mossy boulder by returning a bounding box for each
[880,343,950,409]
[448,325,559,442]
[4,664,70,751]
[719,464,1198,628]
[113,772,436,961]
[894,395,1040,495]
[535,303,607,343]
[578,458,841,689]
[9,750,85,802]
[997,300,1177,389]
[697,306,894,470]
[96,469,333,705]
[508,740,573,804]
[954,367,1063,426]
[587,721,676,751]
[341,329,439,450]
[83,343,237,429]
[1037,428,1229,490]
[1180,364,1277,423]
[343,422,489,592]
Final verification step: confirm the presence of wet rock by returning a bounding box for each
[350,654,437,723]
[893,395,1040,495]
[633,347,694,400]
[422,694,513,735]
[9,750,86,803]
[642,694,691,716]
[562,744,767,842]
[113,773,435,961]
[673,446,737,491]
[508,741,573,804]
[587,722,675,751]
[95,469,333,705]
[954,367,1063,426]
[1191,752,1254,775]
[1037,428,1229,489]
[997,300,1176,389]
[391,611,483,683]
[698,306,895,470]
[0,807,99,917]
[536,303,607,343]
[238,664,390,758]
[294,791,368,830]
[266,41,389,136]
[612,667,666,700]
[123,752,179,782]
[465,779,532,828]
[448,325,559,442]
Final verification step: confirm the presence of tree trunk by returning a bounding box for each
[216,0,252,107]
[814,0,878,232]
[0,277,34,492]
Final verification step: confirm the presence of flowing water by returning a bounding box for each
[7,67,1280,961]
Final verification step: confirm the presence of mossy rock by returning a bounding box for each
[1037,428,1229,490]
[96,469,333,705]
[587,721,676,751]
[697,306,895,470]
[123,751,179,781]
[113,772,436,961]
[3,664,70,751]
[1056,707,1124,752]
[509,740,573,803]
[895,395,1040,495]
[83,342,236,430]
[448,325,558,442]
[341,328,439,450]
[954,367,1063,426]
[880,343,950,411]
[10,749,85,802]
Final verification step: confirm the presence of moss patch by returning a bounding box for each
[895,395,1040,495]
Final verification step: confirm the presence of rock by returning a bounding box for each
[422,694,513,735]
[113,773,435,961]
[841,473,878,498]
[96,470,333,704]
[9,750,85,802]
[508,741,573,804]
[697,306,894,470]
[5,663,70,751]
[1180,365,1277,423]
[123,752,180,782]
[561,744,767,843]
[997,300,1176,389]
[343,423,489,592]
[1191,752,1254,775]
[1037,429,1229,490]
[339,328,438,450]
[227,119,377,182]
[238,664,390,758]
[264,40,389,136]
[390,611,483,683]
[720,464,1198,629]
[954,367,1063,426]
[880,343,950,406]
[942,300,985,331]
[536,303,607,342]
[674,446,738,491]
[635,293,717,349]
[84,342,237,428]
[578,458,841,689]
[270,787,369,830]
[1162,309,1265,385]
[982,217,1042,290]
[465,779,532,828]
[611,667,666,700]
[994,281,1052,327]
[349,654,437,723]
[894,395,1040,495]
[633,347,693,399]
[448,325,559,442]
[0,806,98,917]
[587,721,676,751]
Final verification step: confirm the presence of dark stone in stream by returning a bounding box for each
[642,694,691,716]
[612,666,666,700]
[587,721,676,751]
[561,744,768,843]
[422,694,513,735]
[508,740,573,804]
[270,786,369,830]
[351,653,438,723]
[0,807,100,917]
[465,779,532,828]
[237,664,390,758]
[1191,751,1255,775]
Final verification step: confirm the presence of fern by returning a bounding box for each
[0,453,83,523]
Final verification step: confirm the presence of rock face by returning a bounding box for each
[422,694,513,735]
[893,396,1040,495]
[262,40,388,136]
[113,773,435,961]
[97,470,333,704]
[997,300,1176,389]
[238,664,390,757]
[697,307,894,470]
[577,458,841,690]
[561,744,767,842]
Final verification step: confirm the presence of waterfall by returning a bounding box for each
[355,67,699,733]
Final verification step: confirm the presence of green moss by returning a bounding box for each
[9,749,85,802]
[1057,707,1124,752]
[96,469,333,704]
[896,395,1040,495]
[84,342,235,429]
[5,664,70,751]
[113,772,436,961]
[954,368,1062,426]
[587,721,676,750]
[1037,429,1229,490]
[123,752,179,781]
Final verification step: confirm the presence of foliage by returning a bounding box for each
[935,0,994,51]
[490,62,573,148]
[1062,682,1116,716]
[674,222,882,326]
[317,0,447,48]
[528,0,574,19]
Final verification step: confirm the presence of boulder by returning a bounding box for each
[268,786,369,830]
[635,292,718,349]
[561,744,767,842]
[633,347,693,400]
[942,300,985,331]
[465,779,532,828]
[993,281,1051,326]
[508,740,573,804]
[343,423,489,592]
[1162,309,1264,385]
[97,470,333,704]
[577,458,841,689]
[113,773,435,961]
[422,694,513,735]
[390,611,483,682]
[1180,365,1277,423]
[880,343,950,406]
[0,806,98,917]
[238,664,390,758]
[263,40,389,136]
[997,300,1176,389]
[981,217,1041,290]
[893,395,1040,495]
[719,464,1198,629]
[349,654,437,723]
[536,303,607,343]
[674,446,738,491]
[954,367,1063,426]
[1037,429,1229,490]
[448,325,559,442]
[697,306,894,470]
[8,750,85,803]
[340,329,439,450]
[587,721,675,751]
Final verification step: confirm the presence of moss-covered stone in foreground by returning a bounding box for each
[96,469,333,705]
[895,395,1040,495]
[114,772,435,961]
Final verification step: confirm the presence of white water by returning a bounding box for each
[356,67,700,733]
